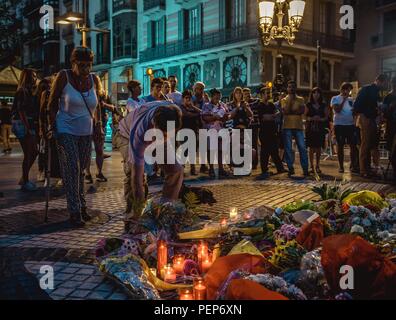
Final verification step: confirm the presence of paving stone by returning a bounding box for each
[69,289,91,298]
[52,287,74,297]
[87,290,112,300]
[59,281,81,289]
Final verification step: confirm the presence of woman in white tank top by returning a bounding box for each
[47,47,103,227]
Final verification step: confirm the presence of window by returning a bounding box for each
[225,0,246,29]
[183,6,202,39]
[148,16,166,48]
[96,33,110,64]
[319,1,335,34]
[113,12,137,60]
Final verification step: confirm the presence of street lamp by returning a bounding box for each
[258,0,306,46]
[56,12,109,48]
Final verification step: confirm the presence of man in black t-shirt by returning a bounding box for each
[256,88,285,179]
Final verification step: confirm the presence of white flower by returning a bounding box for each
[350,225,364,234]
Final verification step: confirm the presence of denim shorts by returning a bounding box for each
[11,119,36,139]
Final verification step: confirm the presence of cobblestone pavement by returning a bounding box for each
[1,144,395,300]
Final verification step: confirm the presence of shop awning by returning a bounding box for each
[0,66,21,86]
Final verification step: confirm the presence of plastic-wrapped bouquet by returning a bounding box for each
[141,199,200,239]
[269,240,307,271]
[245,273,307,300]
[296,249,330,299]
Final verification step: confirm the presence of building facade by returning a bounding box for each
[350,0,396,86]
[6,0,359,99]
[21,0,60,77]
[135,0,355,97]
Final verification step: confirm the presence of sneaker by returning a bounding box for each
[339,168,345,174]
[288,169,295,177]
[96,173,108,182]
[103,153,111,159]
[21,181,37,192]
[37,171,45,182]
[218,169,230,178]
[85,174,93,184]
[257,172,270,180]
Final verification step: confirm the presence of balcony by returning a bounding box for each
[372,33,396,48]
[140,23,258,62]
[23,29,44,43]
[96,55,111,65]
[24,0,59,16]
[113,0,137,13]
[94,10,109,25]
[295,29,354,53]
[140,24,354,63]
[43,30,60,42]
[144,0,165,12]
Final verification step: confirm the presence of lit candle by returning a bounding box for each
[201,256,213,274]
[157,240,168,279]
[221,218,227,228]
[193,277,207,300]
[197,242,209,267]
[163,264,176,283]
[179,288,194,300]
[230,207,238,221]
[173,255,185,274]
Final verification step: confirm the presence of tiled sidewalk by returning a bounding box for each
[0,180,394,300]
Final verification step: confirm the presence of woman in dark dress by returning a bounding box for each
[12,68,39,191]
[305,87,328,174]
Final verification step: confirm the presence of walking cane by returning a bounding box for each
[44,128,51,223]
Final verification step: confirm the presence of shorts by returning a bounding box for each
[11,119,36,140]
[334,125,358,146]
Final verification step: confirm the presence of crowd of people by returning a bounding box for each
[3,45,396,230]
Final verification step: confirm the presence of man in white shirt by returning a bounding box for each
[167,75,183,106]
[126,80,145,113]
[330,82,359,174]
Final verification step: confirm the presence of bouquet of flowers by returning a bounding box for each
[269,240,307,271]
[245,273,307,300]
[273,224,301,241]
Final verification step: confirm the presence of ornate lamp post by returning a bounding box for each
[258,0,306,46]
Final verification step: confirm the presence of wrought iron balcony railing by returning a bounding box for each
[140,25,354,63]
[113,0,137,13]
[94,10,109,25]
[295,29,354,53]
[372,33,396,48]
[144,0,165,11]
